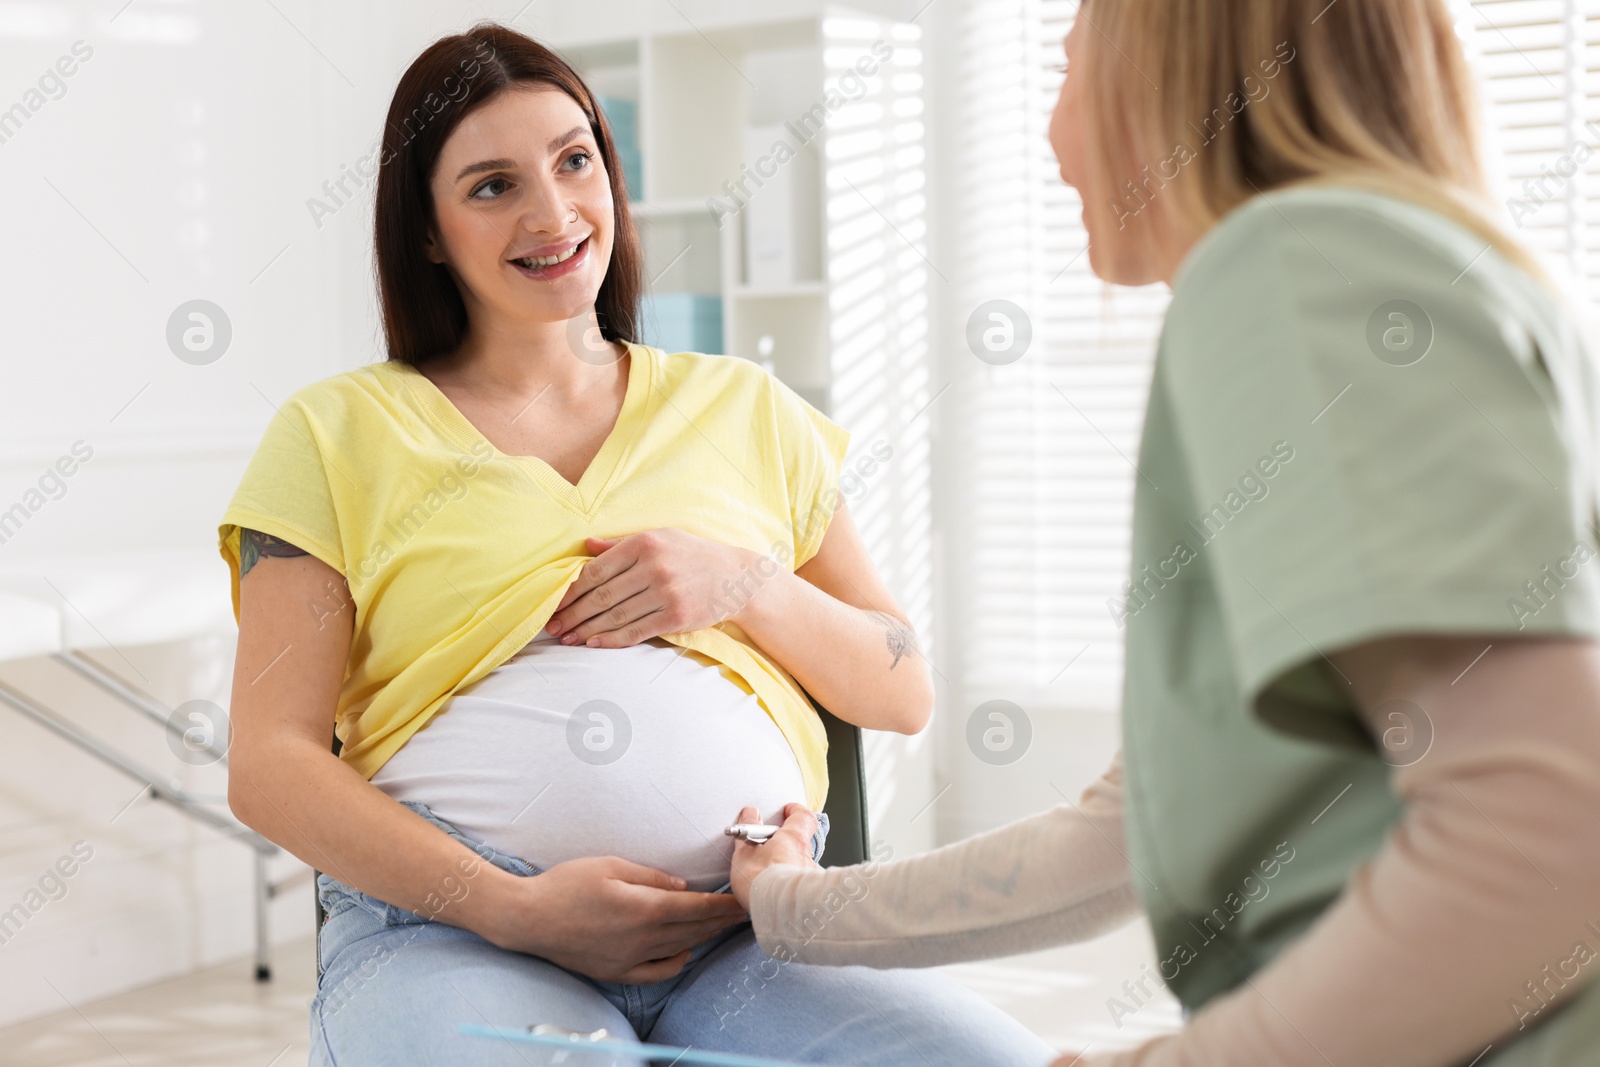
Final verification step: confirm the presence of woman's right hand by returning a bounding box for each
[729,803,820,911]
[481,855,749,984]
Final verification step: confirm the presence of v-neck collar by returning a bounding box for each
[386,339,655,515]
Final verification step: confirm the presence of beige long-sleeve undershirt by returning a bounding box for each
[751,750,1141,970]
[748,637,1600,1065]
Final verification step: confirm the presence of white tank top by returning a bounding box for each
[370,631,808,891]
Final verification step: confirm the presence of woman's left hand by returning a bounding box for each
[545,530,767,647]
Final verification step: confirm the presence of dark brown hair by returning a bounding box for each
[374,21,642,365]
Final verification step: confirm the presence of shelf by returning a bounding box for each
[731,280,828,299]
[628,198,717,219]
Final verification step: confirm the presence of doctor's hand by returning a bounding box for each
[545,529,770,648]
[483,855,747,984]
[729,803,820,912]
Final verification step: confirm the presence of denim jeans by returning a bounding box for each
[310,800,1056,1066]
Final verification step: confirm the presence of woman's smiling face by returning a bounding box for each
[425,85,614,330]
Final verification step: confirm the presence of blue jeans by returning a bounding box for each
[311,800,1056,1066]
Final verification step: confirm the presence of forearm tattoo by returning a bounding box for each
[864,610,919,669]
[240,528,309,576]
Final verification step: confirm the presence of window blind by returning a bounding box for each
[945,0,1164,715]
[1464,0,1599,291]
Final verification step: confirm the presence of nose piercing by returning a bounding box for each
[567,208,578,224]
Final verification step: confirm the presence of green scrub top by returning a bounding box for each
[1121,183,1600,1061]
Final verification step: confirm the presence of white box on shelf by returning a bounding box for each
[741,123,821,289]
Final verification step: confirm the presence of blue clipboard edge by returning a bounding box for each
[457,1023,845,1067]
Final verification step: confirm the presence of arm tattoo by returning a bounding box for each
[864,610,919,670]
[240,528,309,576]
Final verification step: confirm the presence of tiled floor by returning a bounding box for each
[0,936,318,1067]
[0,925,1180,1065]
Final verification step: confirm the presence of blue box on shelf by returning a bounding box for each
[596,94,643,202]
[641,293,723,354]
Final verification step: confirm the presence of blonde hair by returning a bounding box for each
[1077,0,1549,286]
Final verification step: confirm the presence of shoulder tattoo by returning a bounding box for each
[240,528,309,576]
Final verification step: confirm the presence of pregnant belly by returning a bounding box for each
[370,633,808,891]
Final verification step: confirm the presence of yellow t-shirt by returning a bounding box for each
[216,341,850,810]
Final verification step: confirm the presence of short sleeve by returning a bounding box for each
[217,396,347,624]
[1161,192,1600,744]
[766,374,852,570]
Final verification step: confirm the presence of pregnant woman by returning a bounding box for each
[220,22,1051,1067]
[733,1,1600,1064]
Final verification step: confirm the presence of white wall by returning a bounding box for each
[0,0,444,1026]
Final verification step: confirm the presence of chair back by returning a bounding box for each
[813,701,870,867]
